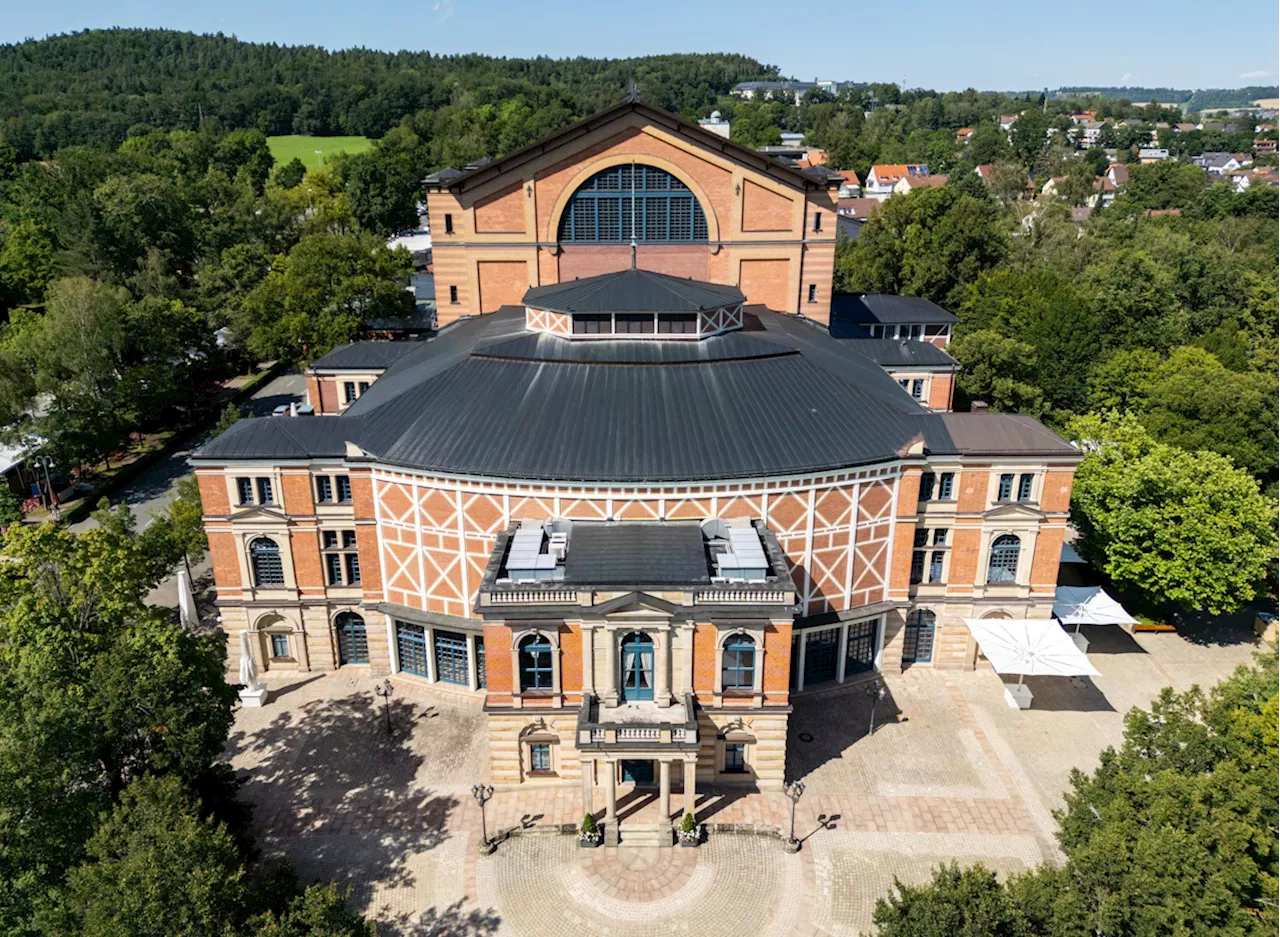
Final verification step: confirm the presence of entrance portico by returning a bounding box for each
[582,751,698,846]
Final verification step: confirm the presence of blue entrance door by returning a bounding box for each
[620,632,654,701]
[621,760,654,784]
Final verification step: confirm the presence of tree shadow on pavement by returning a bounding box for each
[379,900,501,937]
[784,682,904,783]
[225,691,459,900]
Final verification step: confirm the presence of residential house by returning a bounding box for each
[837,170,862,198]
[892,174,949,196]
[731,79,851,101]
[865,164,929,201]
[999,114,1019,131]
[1137,148,1169,163]
[697,111,731,139]
[955,128,975,143]
[1194,152,1241,174]
[1253,137,1277,155]
[1173,122,1198,133]
[1106,163,1129,187]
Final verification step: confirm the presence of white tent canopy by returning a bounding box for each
[1053,586,1138,627]
[963,618,1100,679]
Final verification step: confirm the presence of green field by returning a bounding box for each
[266,135,373,170]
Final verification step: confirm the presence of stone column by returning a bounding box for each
[605,763,617,824]
[467,633,480,692]
[602,629,618,706]
[580,625,595,694]
[654,630,671,705]
[836,621,849,684]
[658,759,671,822]
[795,631,807,692]
[682,759,697,817]
[581,759,594,816]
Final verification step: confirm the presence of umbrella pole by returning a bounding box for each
[1018,673,1025,687]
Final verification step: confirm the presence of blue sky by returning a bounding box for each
[3,0,1277,93]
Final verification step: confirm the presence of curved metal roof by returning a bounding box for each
[522,268,744,314]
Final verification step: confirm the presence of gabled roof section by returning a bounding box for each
[838,338,959,368]
[309,341,424,371]
[831,293,958,325]
[424,99,840,195]
[523,268,744,314]
[192,414,358,461]
[923,412,1080,458]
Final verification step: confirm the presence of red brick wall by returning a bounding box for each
[483,624,513,701]
[1030,526,1064,590]
[1040,469,1076,514]
[956,469,991,513]
[948,527,982,589]
[290,529,324,593]
[762,622,792,704]
[207,530,241,589]
[692,623,717,693]
[557,244,710,282]
[560,624,582,693]
[281,472,314,516]
[474,183,526,233]
[477,261,530,313]
[197,472,230,515]
[738,259,790,310]
[928,372,955,411]
[742,180,794,231]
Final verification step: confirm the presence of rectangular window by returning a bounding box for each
[914,528,929,548]
[358,381,370,395]
[345,553,362,585]
[322,530,338,549]
[997,474,1014,501]
[658,313,698,334]
[270,634,290,658]
[336,476,352,502]
[395,621,429,677]
[813,211,822,232]
[315,476,333,502]
[870,325,887,338]
[342,530,358,548]
[724,742,746,773]
[911,379,924,400]
[614,313,655,334]
[449,285,458,304]
[444,213,453,234]
[898,378,909,390]
[1017,473,1034,501]
[572,314,611,334]
[938,472,954,499]
[236,477,253,505]
[910,550,926,584]
[808,284,817,303]
[325,553,343,586]
[929,551,945,582]
[256,478,274,504]
[530,743,551,772]
[919,472,936,502]
[907,324,922,340]
[343,382,357,404]
[932,528,947,545]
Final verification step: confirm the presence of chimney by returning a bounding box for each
[971,401,989,412]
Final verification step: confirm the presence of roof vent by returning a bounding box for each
[705,520,769,583]
[971,400,990,412]
[505,521,562,583]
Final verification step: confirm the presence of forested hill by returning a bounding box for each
[0,28,776,156]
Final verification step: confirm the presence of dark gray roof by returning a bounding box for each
[410,272,435,302]
[523,268,744,314]
[841,338,959,368]
[310,341,424,370]
[832,293,958,325]
[194,270,1075,477]
[923,412,1080,457]
[194,414,357,460]
[562,523,711,585]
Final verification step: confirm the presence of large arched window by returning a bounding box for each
[557,165,709,243]
[250,537,284,586]
[987,535,1021,583]
[721,634,756,691]
[518,633,554,691]
[335,612,368,665]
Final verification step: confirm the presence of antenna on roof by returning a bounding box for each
[626,81,640,104]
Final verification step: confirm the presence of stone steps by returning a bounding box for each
[618,823,672,848]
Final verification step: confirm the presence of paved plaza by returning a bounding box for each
[224,623,1262,936]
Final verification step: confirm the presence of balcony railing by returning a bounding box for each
[576,692,699,748]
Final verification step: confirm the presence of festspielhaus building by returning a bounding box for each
[194,99,1080,828]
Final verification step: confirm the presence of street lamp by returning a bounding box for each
[866,678,886,736]
[783,779,805,853]
[373,679,394,735]
[33,455,55,512]
[472,783,496,855]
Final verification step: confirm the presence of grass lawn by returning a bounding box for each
[267,135,373,171]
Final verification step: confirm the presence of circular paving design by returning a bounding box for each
[477,834,803,937]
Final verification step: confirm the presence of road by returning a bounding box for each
[70,370,307,607]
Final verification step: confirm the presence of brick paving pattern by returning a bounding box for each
[224,625,1260,936]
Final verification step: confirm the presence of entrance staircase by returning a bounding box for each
[617,822,673,847]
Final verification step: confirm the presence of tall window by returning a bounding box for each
[322,530,360,586]
[315,476,333,502]
[343,382,358,404]
[724,742,746,773]
[335,612,368,665]
[269,633,290,658]
[997,473,1014,501]
[721,634,756,691]
[1017,473,1035,501]
[911,528,929,584]
[395,621,429,677]
[807,284,817,302]
[236,477,254,505]
[919,472,936,502]
[256,478,274,504]
[938,472,954,499]
[518,634,554,691]
[557,165,708,242]
[911,379,924,400]
[903,609,935,664]
[987,535,1021,583]
[250,538,284,586]
[336,476,352,502]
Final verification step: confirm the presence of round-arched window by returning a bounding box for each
[250,537,284,586]
[557,165,708,243]
[721,633,756,690]
[518,633,554,691]
[987,535,1021,583]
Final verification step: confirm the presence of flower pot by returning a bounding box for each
[578,834,602,848]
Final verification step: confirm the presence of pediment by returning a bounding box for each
[592,591,680,618]
[982,502,1045,521]
[230,504,290,522]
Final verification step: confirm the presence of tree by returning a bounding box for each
[272,157,307,190]
[948,329,1047,418]
[1116,160,1208,211]
[232,232,414,362]
[835,185,1006,308]
[871,862,1025,937]
[966,120,1011,165]
[248,883,376,937]
[340,126,430,236]
[34,775,245,937]
[985,161,1029,207]
[1008,107,1049,164]
[1086,249,1183,352]
[1068,412,1276,614]
[0,485,22,528]
[143,474,209,578]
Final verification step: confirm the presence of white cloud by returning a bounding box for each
[1240,70,1271,79]
[1120,72,1133,83]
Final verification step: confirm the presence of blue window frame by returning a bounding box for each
[396,621,429,677]
[903,610,935,664]
[250,538,284,586]
[270,633,290,658]
[256,477,274,504]
[518,634,554,691]
[345,553,361,585]
[724,742,746,773]
[530,743,551,772]
[997,473,1014,501]
[325,553,342,585]
[315,475,332,502]
[336,476,352,502]
[1017,473,1034,501]
[434,630,469,685]
[938,472,954,499]
[236,477,253,505]
[988,535,1021,583]
[557,165,709,242]
[620,632,655,701]
[845,617,879,674]
[335,612,368,665]
[929,551,945,582]
[476,638,486,689]
[919,472,936,502]
[721,634,756,691]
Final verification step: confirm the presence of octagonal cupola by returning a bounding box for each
[522,268,746,340]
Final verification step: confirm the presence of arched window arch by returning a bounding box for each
[250,537,284,586]
[518,633,554,691]
[721,633,756,691]
[987,535,1021,583]
[620,631,655,701]
[903,609,936,664]
[557,164,709,243]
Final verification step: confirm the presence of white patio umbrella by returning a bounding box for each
[1053,586,1138,632]
[177,565,199,631]
[963,618,1100,685]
